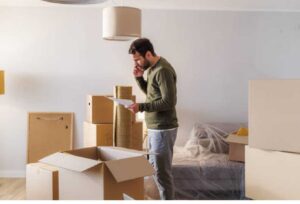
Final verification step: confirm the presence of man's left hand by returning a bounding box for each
[128,103,139,113]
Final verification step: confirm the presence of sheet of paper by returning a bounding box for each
[107,97,134,108]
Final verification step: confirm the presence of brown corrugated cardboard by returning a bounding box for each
[225,134,248,162]
[246,146,300,199]
[131,95,136,123]
[83,122,113,147]
[86,95,136,124]
[26,163,59,200]
[226,134,248,145]
[131,121,143,150]
[113,86,133,148]
[86,95,113,124]
[39,146,154,200]
[249,80,300,153]
[27,112,73,163]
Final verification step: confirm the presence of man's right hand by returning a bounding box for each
[133,65,144,77]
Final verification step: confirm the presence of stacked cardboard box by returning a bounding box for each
[84,95,114,147]
[84,95,143,150]
[246,80,300,200]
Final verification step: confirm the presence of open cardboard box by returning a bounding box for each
[26,163,59,200]
[39,146,154,200]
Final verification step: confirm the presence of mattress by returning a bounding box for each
[172,152,245,200]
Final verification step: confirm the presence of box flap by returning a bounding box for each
[39,152,102,172]
[105,156,154,183]
[29,162,59,172]
[98,146,150,161]
[226,134,248,145]
[99,146,148,155]
[64,146,98,160]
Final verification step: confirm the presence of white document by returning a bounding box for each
[106,97,134,108]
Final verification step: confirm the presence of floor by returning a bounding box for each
[0,178,26,200]
[0,177,159,200]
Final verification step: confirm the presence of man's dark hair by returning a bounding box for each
[128,38,156,57]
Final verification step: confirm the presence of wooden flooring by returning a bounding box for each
[0,177,159,200]
[0,178,26,200]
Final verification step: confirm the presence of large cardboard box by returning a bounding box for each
[83,122,113,147]
[39,146,154,200]
[225,134,248,162]
[249,80,300,153]
[26,163,59,200]
[87,95,136,124]
[131,121,143,151]
[87,95,114,124]
[27,112,73,163]
[246,146,300,199]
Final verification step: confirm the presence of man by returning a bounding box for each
[127,38,178,200]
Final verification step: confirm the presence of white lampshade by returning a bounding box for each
[103,6,141,41]
[42,0,107,4]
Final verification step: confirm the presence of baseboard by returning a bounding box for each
[0,170,25,178]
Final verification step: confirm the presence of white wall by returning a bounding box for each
[0,7,300,177]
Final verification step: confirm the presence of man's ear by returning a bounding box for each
[145,51,152,59]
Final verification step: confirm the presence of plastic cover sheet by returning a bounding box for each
[171,123,246,200]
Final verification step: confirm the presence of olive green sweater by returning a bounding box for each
[136,57,178,130]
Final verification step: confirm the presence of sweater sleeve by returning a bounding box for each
[135,76,147,95]
[139,69,176,112]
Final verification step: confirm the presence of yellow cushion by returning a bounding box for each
[236,127,248,136]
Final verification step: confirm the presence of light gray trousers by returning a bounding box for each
[148,128,178,200]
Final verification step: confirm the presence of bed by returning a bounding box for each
[144,122,246,200]
[172,152,245,200]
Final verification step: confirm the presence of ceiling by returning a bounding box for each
[1,0,300,11]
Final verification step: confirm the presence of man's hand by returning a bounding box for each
[133,65,144,77]
[128,103,139,114]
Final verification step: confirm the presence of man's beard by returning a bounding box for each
[142,59,151,70]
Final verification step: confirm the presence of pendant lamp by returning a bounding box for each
[102,6,141,41]
[42,0,107,4]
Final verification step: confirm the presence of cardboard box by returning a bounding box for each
[27,112,73,163]
[225,134,248,162]
[131,121,143,151]
[87,95,136,124]
[246,146,300,199]
[87,95,114,124]
[83,122,113,147]
[249,80,300,153]
[131,95,136,123]
[26,163,59,200]
[39,146,154,200]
